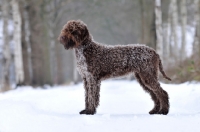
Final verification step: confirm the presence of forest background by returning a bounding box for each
[0,0,200,92]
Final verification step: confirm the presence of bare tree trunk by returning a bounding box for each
[140,0,156,49]
[49,26,58,85]
[42,0,73,84]
[180,0,187,61]
[21,2,33,85]
[193,0,200,55]
[11,0,24,86]
[163,23,170,64]
[24,4,33,82]
[199,1,200,54]
[155,0,163,61]
[170,0,178,62]
[140,0,148,44]
[28,0,48,86]
[1,0,11,92]
[44,0,66,85]
[162,1,171,61]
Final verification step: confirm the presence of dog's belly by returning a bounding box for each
[100,70,133,80]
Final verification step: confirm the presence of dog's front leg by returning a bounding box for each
[80,76,100,115]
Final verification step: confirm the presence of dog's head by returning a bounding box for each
[58,20,90,50]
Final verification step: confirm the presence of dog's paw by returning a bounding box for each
[149,109,159,115]
[157,109,169,115]
[149,108,169,115]
[79,109,96,115]
[149,107,160,115]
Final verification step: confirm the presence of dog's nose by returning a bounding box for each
[61,36,66,40]
[58,36,65,43]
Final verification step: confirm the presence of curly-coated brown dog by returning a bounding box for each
[58,20,171,115]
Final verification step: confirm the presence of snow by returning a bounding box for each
[0,80,200,132]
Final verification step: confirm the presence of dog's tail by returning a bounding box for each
[158,57,171,81]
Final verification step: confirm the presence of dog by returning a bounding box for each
[58,20,171,115]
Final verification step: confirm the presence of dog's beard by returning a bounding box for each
[64,39,76,50]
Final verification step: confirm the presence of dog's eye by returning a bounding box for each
[72,30,78,35]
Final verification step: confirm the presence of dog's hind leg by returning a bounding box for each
[156,89,169,115]
[139,72,169,115]
[135,73,160,114]
[80,76,100,115]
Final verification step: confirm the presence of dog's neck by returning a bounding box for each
[76,37,93,50]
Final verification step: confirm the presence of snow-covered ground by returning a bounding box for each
[0,80,200,132]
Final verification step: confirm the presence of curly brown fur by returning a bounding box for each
[58,20,171,115]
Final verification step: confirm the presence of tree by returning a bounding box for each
[20,0,33,85]
[1,0,11,92]
[27,0,50,86]
[11,0,24,86]
[42,0,73,84]
[155,0,163,61]
[193,0,200,56]
[161,1,170,65]
[44,0,58,84]
[180,0,187,62]
[199,1,200,54]
[140,0,156,49]
[162,22,170,64]
[169,0,178,62]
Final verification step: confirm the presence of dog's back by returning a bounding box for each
[79,42,157,80]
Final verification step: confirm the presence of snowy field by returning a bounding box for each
[0,80,200,132]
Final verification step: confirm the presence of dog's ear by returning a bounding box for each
[68,20,90,46]
[72,27,89,40]
[81,25,89,40]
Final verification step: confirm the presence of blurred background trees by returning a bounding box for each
[0,0,200,92]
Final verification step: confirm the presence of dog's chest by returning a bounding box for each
[75,48,88,77]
